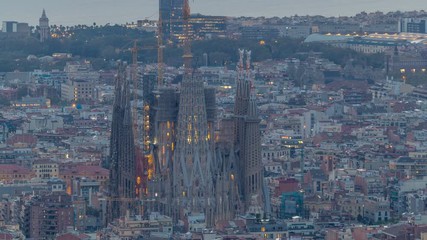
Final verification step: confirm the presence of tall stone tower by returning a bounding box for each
[234,50,264,213]
[108,62,136,223]
[152,0,239,226]
[172,70,216,224]
[171,0,215,226]
[39,9,50,42]
[152,86,179,217]
[234,49,251,147]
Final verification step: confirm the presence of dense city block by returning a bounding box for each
[1,3,427,240]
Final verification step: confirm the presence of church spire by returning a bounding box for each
[41,9,47,19]
[246,50,258,118]
[39,9,50,42]
[233,49,264,212]
[107,61,137,224]
[172,0,216,227]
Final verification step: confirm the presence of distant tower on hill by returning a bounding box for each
[39,9,50,42]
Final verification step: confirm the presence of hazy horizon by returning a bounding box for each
[0,0,426,26]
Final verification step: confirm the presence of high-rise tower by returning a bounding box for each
[234,50,264,212]
[108,62,136,223]
[39,9,50,42]
[159,0,184,44]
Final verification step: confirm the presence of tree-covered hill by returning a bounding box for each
[0,25,385,72]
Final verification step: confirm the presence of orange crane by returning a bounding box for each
[126,40,156,146]
[127,40,156,199]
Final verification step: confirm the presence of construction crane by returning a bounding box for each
[182,0,192,74]
[123,40,157,199]
[157,10,164,87]
[131,40,140,145]
[128,41,157,155]
[124,40,157,146]
[157,0,195,86]
[132,0,194,199]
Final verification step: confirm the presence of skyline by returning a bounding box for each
[0,0,425,26]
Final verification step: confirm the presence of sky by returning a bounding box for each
[0,0,426,26]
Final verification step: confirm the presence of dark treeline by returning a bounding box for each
[0,25,384,72]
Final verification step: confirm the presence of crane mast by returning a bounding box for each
[182,0,192,74]
[158,10,164,86]
[131,40,139,144]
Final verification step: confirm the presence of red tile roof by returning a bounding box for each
[61,165,109,177]
[56,233,91,240]
[6,134,37,146]
[0,233,13,240]
[0,164,32,175]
